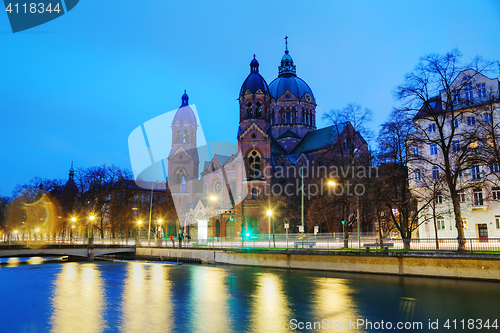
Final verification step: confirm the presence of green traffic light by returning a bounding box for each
[341,221,345,225]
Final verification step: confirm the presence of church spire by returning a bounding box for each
[278,37,296,77]
[181,90,189,107]
[69,161,74,181]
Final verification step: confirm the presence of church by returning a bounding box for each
[167,42,368,241]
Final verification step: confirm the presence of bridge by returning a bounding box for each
[0,242,135,261]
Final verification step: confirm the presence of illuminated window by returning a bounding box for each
[487,135,494,147]
[469,140,478,149]
[428,123,436,133]
[452,140,460,153]
[463,217,468,229]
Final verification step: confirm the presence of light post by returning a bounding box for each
[14,230,18,242]
[210,196,220,248]
[71,217,76,242]
[89,215,95,238]
[137,220,142,241]
[35,228,40,242]
[267,210,272,249]
[158,219,163,242]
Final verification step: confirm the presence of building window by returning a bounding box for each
[251,187,258,200]
[458,191,465,203]
[471,165,481,180]
[256,102,262,118]
[451,140,460,153]
[430,144,438,156]
[452,90,461,105]
[428,123,436,133]
[414,169,421,181]
[496,216,500,229]
[492,187,500,200]
[463,217,468,229]
[246,102,252,118]
[477,83,487,99]
[450,119,459,129]
[467,116,476,126]
[432,166,440,180]
[248,151,261,179]
[435,192,443,204]
[464,82,474,102]
[490,162,499,174]
[473,189,484,206]
[412,145,419,157]
[437,216,445,230]
[469,140,478,150]
[485,112,492,123]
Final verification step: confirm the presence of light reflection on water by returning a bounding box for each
[0,260,500,332]
[119,262,173,332]
[51,263,105,333]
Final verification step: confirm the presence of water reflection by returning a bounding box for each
[249,273,291,332]
[120,262,172,332]
[51,263,105,333]
[311,278,361,332]
[189,266,230,332]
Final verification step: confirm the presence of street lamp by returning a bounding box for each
[267,210,272,249]
[89,215,95,238]
[210,196,220,247]
[71,217,76,241]
[158,219,163,241]
[137,220,143,240]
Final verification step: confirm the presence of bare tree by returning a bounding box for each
[396,50,494,251]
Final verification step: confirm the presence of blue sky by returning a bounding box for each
[1,0,499,196]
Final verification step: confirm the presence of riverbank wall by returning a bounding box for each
[135,247,500,281]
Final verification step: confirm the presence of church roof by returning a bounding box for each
[277,129,301,140]
[240,55,269,95]
[292,122,348,154]
[214,154,231,166]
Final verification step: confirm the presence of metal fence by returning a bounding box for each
[3,234,500,252]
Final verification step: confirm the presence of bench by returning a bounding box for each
[294,241,316,249]
[363,243,394,252]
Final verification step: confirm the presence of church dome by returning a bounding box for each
[173,90,197,125]
[240,55,269,95]
[268,45,315,102]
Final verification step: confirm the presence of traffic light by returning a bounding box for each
[341,220,345,225]
[230,216,234,222]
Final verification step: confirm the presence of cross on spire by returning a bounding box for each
[285,36,288,52]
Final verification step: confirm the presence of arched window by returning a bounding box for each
[432,166,439,180]
[437,216,445,230]
[414,169,421,181]
[256,102,262,118]
[248,150,261,179]
[251,187,258,200]
[271,109,275,124]
[175,130,181,143]
[285,111,291,123]
[176,169,187,192]
[246,102,252,118]
[183,129,189,144]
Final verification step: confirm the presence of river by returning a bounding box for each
[0,258,499,332]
